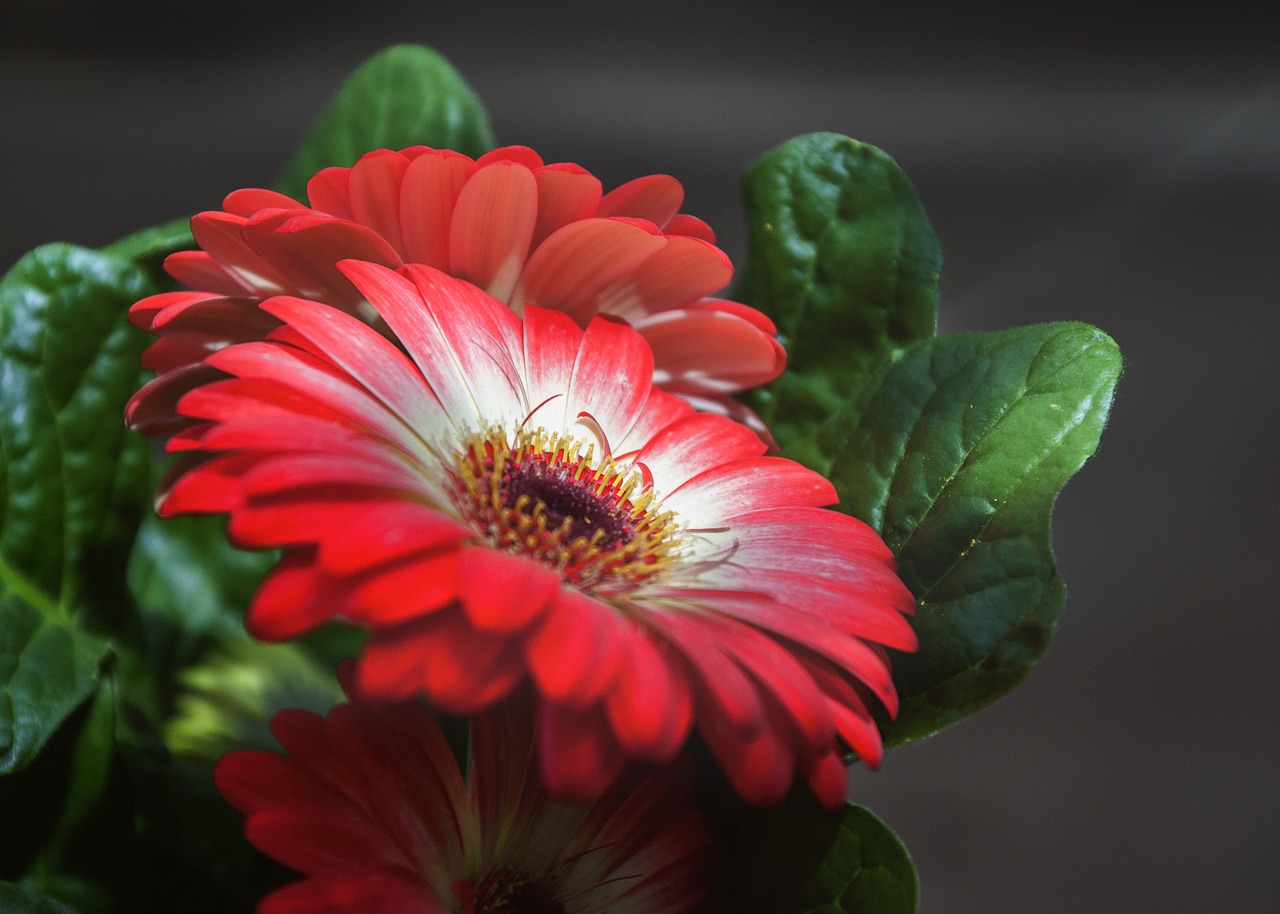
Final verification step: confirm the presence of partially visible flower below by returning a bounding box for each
[144,260,916,807]
[216,692,712,914]
[127,144,784,439]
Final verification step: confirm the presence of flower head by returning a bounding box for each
[217,693,711,913]
[148,261,915,806]
[127,145,784,438]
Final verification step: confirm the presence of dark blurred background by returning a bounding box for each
[3,3,1277,911]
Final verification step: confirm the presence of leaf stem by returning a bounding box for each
[0,552,62,620]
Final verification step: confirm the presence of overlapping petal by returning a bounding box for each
[127,144,785,438]
[142,262,916,807]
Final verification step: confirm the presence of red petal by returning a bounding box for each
[243,211,402,307]
[163,249,252,297]
[653,610,764,737]
[340,262,524,428]
[476,145,545,170]
[348,149,412,256]
[663,213,716,242]
[700,615,835,753]
[524,588,624,705]
[604,631,693,761]
[515,218,665,324]
[663,456,838,522]
[260,870,441,914]
[538,702,626,801]
[695,701,794,805]
[306,166,355,219]
[247,549,338,640]
[456,547,561,632]
[448,160,538,302]
[805,749,850,810]
[519,305,584,431]
[189,211,290,294]
[222,187,306,217]
[598,174,684,227]
[634,411,766,491]
[317,501,469,575]
[530,163,603,248]
[639,308,785,393]
[596,234,732,320]
[356,610,523,712]
[398,151,476,267]
[259,295,441,437]
[565,314,655,446]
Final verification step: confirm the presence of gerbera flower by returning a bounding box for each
[216,693,711,913]
[147,260,915,807]
[126,145,784,439]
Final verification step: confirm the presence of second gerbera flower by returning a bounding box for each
[126,145,784,438]
[146,261,915,807]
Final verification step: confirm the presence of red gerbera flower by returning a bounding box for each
[147,260,915,807]
[217,694,711,913]
[127,145,784,439]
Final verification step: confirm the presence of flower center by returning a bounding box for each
[453,426,682,594]
[470,868,565,914]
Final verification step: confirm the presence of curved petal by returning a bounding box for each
[538,702,627,802]
[639,308,785,394]
[399,150,476,267]
[357,610,525,712]
[597,174,683,227]
[524,588,625,706]
[456,547,561,633]
[531,163,603,248]
[514,218,665,323]
[596,234,732,321]
[633,411,766,493]
[565,314,655,448]
[338,262,526,432]
[449,160,538,302]
[663,456,838,522]
[603,631,693,761]
[348,149,412,255]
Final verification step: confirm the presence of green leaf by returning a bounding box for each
[717,794,917,913]
[796,806,918,914]
[0,599,108,775]
[0,243,162,770]
[276,44,495,200]
[11,678,135,914]
[0,883,78,914]
[738,133,941,467]
[828,323,1121,744]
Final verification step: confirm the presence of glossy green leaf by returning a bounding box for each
[738,133,941,467]
[0,599,108,775]
[718,795,917,913]
[829,322,1121,744]
[0,243,161,770]
[0,883,78,914]
[276,44,495,199]
[794,806,918,914]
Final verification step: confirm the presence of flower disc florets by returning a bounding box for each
[468,868,566,914]
[455,426,681,595]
